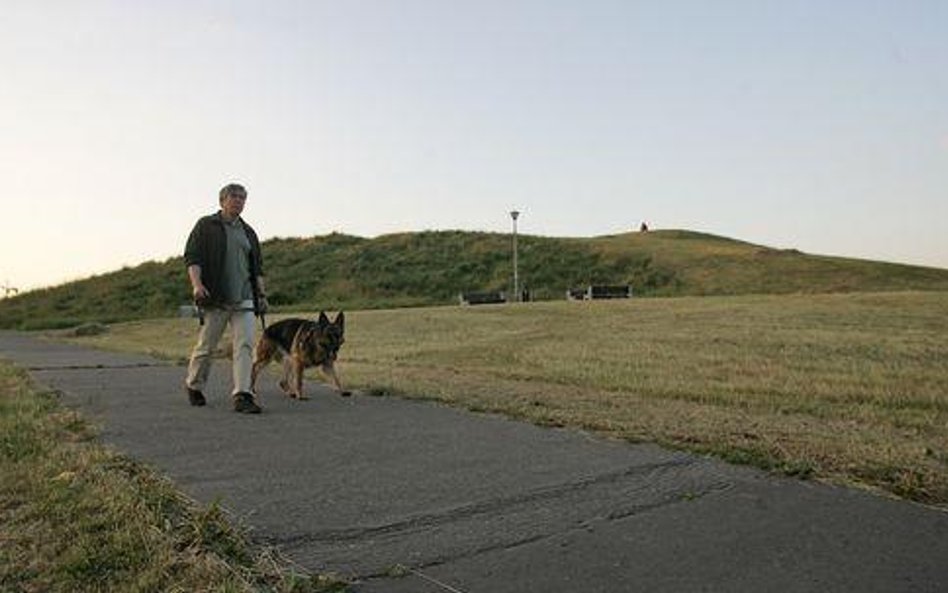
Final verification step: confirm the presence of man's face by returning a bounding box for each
[220,191,247,220]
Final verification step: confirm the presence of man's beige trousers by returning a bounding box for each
[185,307,256,396]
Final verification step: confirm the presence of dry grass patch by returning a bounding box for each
[0,362,350,592]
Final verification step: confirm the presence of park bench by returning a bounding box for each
[459,291,507,306]
[567,285,632,300]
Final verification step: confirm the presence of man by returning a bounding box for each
[184,183,268,413]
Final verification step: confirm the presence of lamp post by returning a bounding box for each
[510,210,520,303]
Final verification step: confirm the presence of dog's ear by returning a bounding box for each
[334,311,344,330]
[317,311,330,327]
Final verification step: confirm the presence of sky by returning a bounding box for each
[1,1,946,293]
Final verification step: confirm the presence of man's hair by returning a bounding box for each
[219,183,247,202]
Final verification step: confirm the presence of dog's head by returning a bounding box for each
[312,311,345,362]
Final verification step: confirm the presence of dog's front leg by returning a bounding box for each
[322,363,351,397]
[250,360,261,394]
[250,343,271,395]
[292,358,309,400]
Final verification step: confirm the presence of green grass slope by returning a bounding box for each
[1,229,946,330]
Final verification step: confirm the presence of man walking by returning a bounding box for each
[184,183,267,413]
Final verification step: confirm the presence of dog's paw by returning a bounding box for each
[339,390,352,397]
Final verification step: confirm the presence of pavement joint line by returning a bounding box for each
[27,363,171,371]
[266,466,736,580]
[265,458,704,548]
[352,480,734,582]
[262,464,737,580]
[371,479,734,576]
[603,479,734,522]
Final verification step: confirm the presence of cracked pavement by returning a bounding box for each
[2,331,947,592]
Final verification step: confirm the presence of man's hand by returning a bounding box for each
[187,265,209,305]
[192,284,210,306]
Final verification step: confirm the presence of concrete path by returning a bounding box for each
[2,331,946,592]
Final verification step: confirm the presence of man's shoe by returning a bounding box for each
[187,388,206,407]
[233,392,262,414]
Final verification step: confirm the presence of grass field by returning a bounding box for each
[62,290,948,507]
[0,363,349,592]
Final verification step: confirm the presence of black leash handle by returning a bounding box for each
[194,295,207,326]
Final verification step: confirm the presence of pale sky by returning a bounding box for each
[2,1,946,292]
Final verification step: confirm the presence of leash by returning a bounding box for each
[194,295,206,326]
[250,272,266,330]
[255,289,266,330]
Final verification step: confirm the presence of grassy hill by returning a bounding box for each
[1,229,947,330]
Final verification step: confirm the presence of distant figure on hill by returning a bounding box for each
[640,221,649,232]
[183,183,268,414]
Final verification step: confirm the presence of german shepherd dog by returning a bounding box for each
[251,312,350,399]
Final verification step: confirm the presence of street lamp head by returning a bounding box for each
[510,210,520,221]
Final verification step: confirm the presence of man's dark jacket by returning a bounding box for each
[184,212,264,310]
